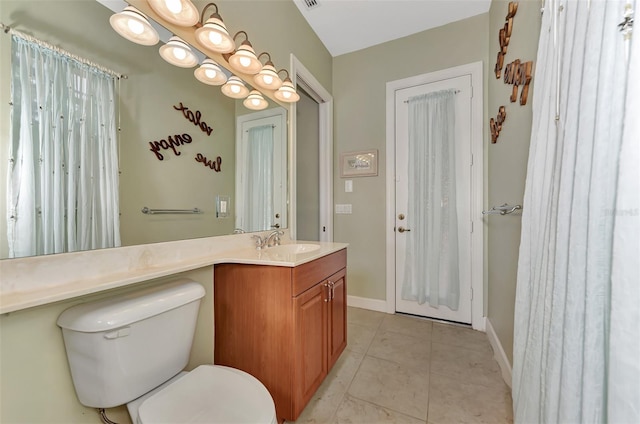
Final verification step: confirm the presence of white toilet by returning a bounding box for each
[57,279,277,424]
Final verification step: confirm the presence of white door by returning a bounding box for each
[394,75,472,324]
[236,109,287,232]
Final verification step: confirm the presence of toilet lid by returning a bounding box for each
[138,365,276,424]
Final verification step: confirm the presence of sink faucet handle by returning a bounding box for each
[251,235,265,250]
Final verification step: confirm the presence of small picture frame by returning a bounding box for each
[340,149,378,177]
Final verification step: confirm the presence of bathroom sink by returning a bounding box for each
[267,244,321,255]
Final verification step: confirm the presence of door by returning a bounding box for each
[327,268,347,369]
[394,75,472,324]
[236,109,287,232]
[293,282,327,417]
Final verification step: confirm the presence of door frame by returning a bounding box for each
[290,55,334,242]
[385,62,485,331]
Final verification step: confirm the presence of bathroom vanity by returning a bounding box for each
[213,248,347,421]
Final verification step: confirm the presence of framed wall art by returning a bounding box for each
[340,149,378,177]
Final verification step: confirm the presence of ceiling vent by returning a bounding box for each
[302,0,320,10]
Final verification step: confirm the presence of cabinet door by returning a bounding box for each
[327,268,347,369]
[293,281,328,418]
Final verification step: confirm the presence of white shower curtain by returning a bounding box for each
[513,1,639,423]
[242,124,274,232]
[401,90,459,310]
[7,35,120,258]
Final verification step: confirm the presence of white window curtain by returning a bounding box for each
[242,124,274,232]
[7,35,120,258]
[401,90,460,310]
[513,1,639,423]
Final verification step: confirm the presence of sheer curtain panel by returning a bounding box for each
[512,1,639,423]
[401,90,460,310]
[7,35,120,258]
[242,124,274,232]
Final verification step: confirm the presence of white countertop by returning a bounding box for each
[0,232,348,314]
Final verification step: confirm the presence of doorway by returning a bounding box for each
[385,62,485,330]
[235,108,287,233]
[291,56,333,242]
[296,86,320,241]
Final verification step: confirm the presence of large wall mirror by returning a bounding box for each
[0,0,289,260]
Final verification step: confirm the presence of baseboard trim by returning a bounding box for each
[486,318,512,388]
[346,295,388,313]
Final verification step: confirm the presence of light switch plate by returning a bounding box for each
[335,204,352,214]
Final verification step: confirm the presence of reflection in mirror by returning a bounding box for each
[0,0,287,259]
[235,108,287,233]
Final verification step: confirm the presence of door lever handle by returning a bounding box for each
[397,227,411,233]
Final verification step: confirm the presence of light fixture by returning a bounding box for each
[253,52,282,91]
[109,6,159,46]
[274,69,300,103]
[243,90,269,110]
[195,3,235,54]
[227,31,262,75]
[194,59,227,85]
[221,76,250,99]
[147,0,199,27]
[159,36,198,68]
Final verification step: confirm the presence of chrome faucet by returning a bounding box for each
[266,230,284,247]
[251,230,284,250]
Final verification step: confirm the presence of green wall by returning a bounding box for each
[487,0,541,365]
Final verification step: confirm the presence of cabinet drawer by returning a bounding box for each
[292,249,346,296]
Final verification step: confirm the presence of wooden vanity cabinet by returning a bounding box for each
[213,249,347,422]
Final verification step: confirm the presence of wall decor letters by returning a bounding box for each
[195,153,222,172]
[504,59,533,105]
[149,133,193,160]
[173,102,213,136]
[495,1,518,79]
[490,106,507,144]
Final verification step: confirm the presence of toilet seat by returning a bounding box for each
[137,365,277,424]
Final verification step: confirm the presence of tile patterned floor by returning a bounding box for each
[289,307,513,424]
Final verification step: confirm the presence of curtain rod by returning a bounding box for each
[1,22,127,80]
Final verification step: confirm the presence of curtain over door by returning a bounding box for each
[394,74,472,324]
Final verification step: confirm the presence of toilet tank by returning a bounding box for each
[57,279,206,408]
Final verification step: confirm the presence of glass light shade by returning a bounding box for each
[109,7,159,46]
[159,36,198,68]
[147,0,199,26]
[228,41,262,75]
[274,78,300,102]
[243,90,269,110]
[195,15,235,54]
[253,62,282,90]
[194,59,227,85]
[221,76,250,99]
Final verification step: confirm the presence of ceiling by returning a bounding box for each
[292,0,492,57]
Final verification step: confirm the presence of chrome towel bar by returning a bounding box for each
[141,207,201,215]
[482,203,522,215]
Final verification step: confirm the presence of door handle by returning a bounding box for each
[270,223,280,229]
[397,227,411,233]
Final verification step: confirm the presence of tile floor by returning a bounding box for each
[288,307,513,424]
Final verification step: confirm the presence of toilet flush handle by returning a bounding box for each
[104,327,131,339]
